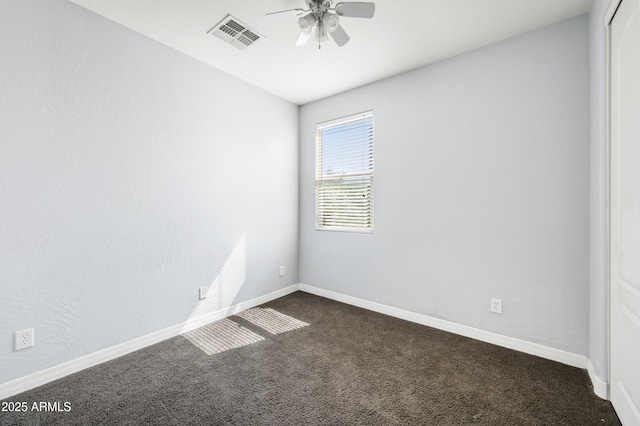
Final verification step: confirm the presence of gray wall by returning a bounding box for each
[589,0,612,382]
[299,15,591,355]
[0,0,299,383]
[1,0,599,387]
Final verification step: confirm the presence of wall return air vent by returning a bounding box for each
[209,15,263,50]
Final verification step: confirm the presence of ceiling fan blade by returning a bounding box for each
[295,29,313,46]
[329,24,350,47]
[334,2,375,19]
[265,8,305,16]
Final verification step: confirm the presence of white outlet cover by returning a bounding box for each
[279,266,285,277]
[490,298,503,314]
[199,287,208,300]
[15,328,34,351]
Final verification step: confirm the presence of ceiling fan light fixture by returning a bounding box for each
[323,13,340,33]
[298,13,316,34]
[315,21,328,43]
[266,0,375,48]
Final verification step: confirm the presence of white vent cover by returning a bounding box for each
[209,15,263,50]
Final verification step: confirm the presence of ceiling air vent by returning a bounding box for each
[208,15,263,50]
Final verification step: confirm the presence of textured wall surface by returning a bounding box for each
[299,15,591,355]
[0,0,299,383]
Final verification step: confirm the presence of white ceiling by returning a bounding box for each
[67,0,593,105]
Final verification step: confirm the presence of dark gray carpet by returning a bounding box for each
[0,292,620,425]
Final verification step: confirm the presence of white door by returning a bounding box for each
[610,0,640,424]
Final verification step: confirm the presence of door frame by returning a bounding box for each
[602,0,621,402]
[605,0,627,404]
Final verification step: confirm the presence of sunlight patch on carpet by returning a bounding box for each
[184,318,264,355]
[236,308,309,335]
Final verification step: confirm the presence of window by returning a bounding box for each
[316,111,374,232]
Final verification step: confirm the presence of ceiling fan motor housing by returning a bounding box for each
[309,0,332,18]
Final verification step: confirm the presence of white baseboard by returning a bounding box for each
[1,283,608,402]
[298,284,589,370]
[180,285,300,333]
[0,284,299,401]
[587,360,609,400]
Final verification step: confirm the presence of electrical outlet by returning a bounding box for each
[490,298,503,314]
[279,266,285,277]
[199,287,208,300]
[15,328,34,351]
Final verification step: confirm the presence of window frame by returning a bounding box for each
[315,110,374,234]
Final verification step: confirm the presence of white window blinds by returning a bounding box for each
[316,111,374,232]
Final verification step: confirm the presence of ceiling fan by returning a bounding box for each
[266,1,376,48]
